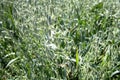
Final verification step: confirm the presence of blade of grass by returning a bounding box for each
[6,57,19,68]
[76,48,79,68]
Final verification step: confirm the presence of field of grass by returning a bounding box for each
[0,0,120,80]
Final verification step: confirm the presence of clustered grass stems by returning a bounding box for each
[0,0,120,80]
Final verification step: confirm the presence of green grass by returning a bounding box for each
[0,0,120,80]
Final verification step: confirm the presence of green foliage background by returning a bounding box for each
[0,0,120,80]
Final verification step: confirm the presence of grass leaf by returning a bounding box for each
[6,57,19,68]
[76,49,79,68]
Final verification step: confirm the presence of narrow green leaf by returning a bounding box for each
[111,70,120,78]
[6,57,19,68]
[3,52,15,59]
[76,49,79,68]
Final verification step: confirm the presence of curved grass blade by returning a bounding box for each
[76,49,79,68]
[6,57,19,68]
[111,70,120,78]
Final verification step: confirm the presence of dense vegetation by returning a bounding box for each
[0,0,120,80]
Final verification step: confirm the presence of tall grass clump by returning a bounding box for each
[0,0,120,80]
